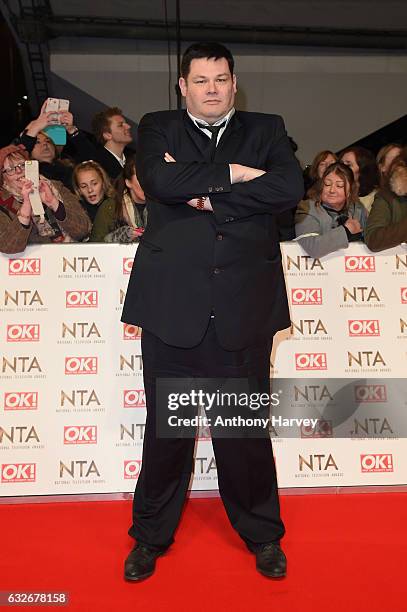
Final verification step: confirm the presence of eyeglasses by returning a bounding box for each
[2,162,26,176]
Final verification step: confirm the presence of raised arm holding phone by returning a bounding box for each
[0,144,91,253]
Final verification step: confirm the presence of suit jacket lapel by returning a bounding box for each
[182,112,211,159]
[215,112,243,162]
[181,110,244,162]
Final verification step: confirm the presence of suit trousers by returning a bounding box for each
[129,318,285,551]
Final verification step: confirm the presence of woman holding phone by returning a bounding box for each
[0,144,91,253]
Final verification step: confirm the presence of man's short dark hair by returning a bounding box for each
[92,107,123,145]
[181,42,234,79]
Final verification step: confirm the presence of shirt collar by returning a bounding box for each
[187,107,235,129]
[104,146,126,167]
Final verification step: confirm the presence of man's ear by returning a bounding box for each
[103,130,112,143]
[232,74,237,94]
[179,77,187,97]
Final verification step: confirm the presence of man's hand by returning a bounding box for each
[187,197,213,211]
[230,164,266,184]
[164,152,213,211]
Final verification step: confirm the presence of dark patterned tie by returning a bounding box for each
[196,121,226,160]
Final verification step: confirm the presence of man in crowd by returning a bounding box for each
[122,41,303,581]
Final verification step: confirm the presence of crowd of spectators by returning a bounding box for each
[298,142,407,256]
[0,104,147,253]
[0,100,406,256]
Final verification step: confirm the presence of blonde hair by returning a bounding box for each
[72,160,115,200]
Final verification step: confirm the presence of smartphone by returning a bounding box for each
[44,98,70,124]
[24,159,40,188]
[58,99,70,113]
[24,160,45,218]
[45,98,60,124]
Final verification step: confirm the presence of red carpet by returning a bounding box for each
[0,493,406,611]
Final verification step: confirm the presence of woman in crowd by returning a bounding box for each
[376,143,403,185]
[90,157,146,243]
[72,160,115,223]
[340,146,379,214]
[304,150,337,194]
[295,161,367,258]
[365,148,407,251]
[0,144,91,254]
[19,101,75,190]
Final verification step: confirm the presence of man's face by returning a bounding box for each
[179,57,237,124]
[32,133,56,164]
[104,115,132,145]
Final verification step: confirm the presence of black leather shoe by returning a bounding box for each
[255,543,287,578]
[124,544,163,581]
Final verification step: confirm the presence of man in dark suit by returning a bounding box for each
[122,42,304,581]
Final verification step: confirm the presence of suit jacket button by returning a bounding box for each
[216,233,223,241]
[213,267,222,274]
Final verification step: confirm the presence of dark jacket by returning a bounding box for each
[67,131,135,180]
[365,188,407,252]
[121,110,303,350]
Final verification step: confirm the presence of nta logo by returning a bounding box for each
[299,454,338,471]
[286,255,324,271]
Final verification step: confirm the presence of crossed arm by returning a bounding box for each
[137,113,304,222]
[163,151,265,210]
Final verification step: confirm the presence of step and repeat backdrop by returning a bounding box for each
[0,242,406,497]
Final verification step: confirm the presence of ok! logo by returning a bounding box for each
[291,288,323,305]
[6,324,40,342]
[8,258,41,276]
[66,290,98,308]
